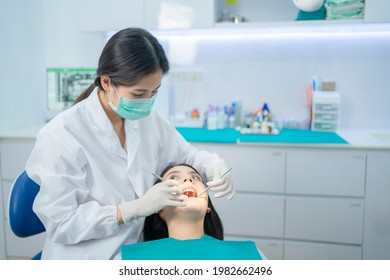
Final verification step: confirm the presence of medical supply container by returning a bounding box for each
[311,91,341,132]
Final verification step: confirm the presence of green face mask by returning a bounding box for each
[108,86,156,121]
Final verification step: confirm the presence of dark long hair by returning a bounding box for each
[74,27,170,104]
[143,163,224,241]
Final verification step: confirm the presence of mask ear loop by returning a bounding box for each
[107,83,119,110]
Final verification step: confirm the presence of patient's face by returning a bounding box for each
[160,165,209,220]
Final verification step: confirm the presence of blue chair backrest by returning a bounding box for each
[9,171,45,238]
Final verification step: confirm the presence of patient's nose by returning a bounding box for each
[183,176,193,183]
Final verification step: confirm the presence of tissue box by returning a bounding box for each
[311,91,340,132]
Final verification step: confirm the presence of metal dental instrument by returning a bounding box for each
[143,168,164,181]
[197,168,232,197]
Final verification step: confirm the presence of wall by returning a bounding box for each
[157,29,390,130]
[1,1,389,131]
[0,0,45,131]
[0,0,104,131]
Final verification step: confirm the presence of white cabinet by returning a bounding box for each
[363,150,390,259]
[0,141,36,180]
[194,144,286,193]
[213,193,284,238]
[0,139,44,259]
[144,0,216,30]
[286,149,366,197]
[78,0,216,32]
[78,0,145,32]
[192,143,372,260]
[284,241,362,260]
[285,196,364,244]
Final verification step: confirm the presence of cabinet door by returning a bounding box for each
[212,193,284,238]
[285,196,364,245]
[2,181,46,259]
[286,149,366,197]
[144,0,215,30]
[193,144,286,193]
[363,151,390,259]
[78,0,144,32]
[0,140,35,180]
[284,241,362,260]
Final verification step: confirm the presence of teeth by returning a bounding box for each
[182,188,196,197]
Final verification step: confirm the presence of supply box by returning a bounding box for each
[311,91,340,132]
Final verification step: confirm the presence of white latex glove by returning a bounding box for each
[206,165,235,200]
[118,180,187,224]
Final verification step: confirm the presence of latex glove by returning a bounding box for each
[118,180,187,224]
[206,165,235,200]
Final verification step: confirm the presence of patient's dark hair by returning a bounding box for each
[143,163,224,241]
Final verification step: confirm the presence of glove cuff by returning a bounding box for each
[118,200,141,225]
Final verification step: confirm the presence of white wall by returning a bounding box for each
[0,0,104,131]
[0,0,45,131]
[1,1,389,131]
[158,30,390,130]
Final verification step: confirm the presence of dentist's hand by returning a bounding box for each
[207,165,235,200]
[118,180,187,224]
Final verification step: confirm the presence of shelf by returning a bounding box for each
[215,19,364,29]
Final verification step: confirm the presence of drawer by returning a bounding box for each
[0,140,35,180]
[212,193,285,238]
[313,113,339,122]
[313,103,339,113]
[284,241,362,260]
[311,122,338,131]
[285,197,364,245]
[193,144,286,194]
[286,149,366,197]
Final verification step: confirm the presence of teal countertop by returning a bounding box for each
[176,128,349,145]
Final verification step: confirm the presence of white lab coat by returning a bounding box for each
[26,89,224,259]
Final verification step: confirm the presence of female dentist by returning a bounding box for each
[25,27,234,260]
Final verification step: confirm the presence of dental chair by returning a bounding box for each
[8,171,45,260]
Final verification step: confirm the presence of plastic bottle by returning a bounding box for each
[229,104,236,129]
[217,106,226,129]
[207,105,217,130]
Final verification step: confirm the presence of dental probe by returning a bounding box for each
[197,168,232,197]
[143,168,164,181]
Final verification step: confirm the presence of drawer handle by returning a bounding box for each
[352,155,365,160]
[350,203,362,207]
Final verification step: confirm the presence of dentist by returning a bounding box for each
[25,27,234,259]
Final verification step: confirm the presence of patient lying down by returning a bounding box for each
[121,163,266,260]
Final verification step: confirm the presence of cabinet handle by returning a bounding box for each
[350,202,362,207]
[352,155,365,160]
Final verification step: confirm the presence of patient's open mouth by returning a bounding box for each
[182,188,197,198]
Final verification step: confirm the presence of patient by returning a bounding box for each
[121,163,265,260]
